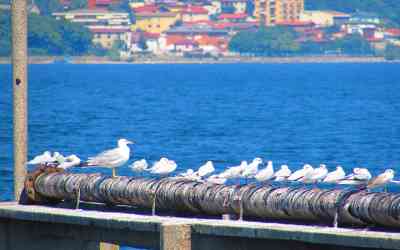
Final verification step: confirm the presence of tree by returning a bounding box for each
[70,0,87,10]
[229,27,300,56]
[385,44,400,60]
[330,34,373,55]
[35,0,62,15]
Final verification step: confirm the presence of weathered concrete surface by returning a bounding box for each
[0,202,400,250]
[161,223,191,250]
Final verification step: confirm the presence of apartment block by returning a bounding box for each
[254,0,304,26]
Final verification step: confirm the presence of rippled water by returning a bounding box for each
[1,63,400,200]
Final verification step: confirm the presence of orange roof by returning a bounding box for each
[166,35,198,46]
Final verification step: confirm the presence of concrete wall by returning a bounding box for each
[1,203,400,250]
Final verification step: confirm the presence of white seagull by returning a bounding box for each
[367,169,395,190]
[273,164,291,181]
[219,161,247,179]
[179,169,201,181]
[27,151,53,165]
[195,161,215,177]
[206,174,227,185]
[288,164,314,181]
[149,157,177,176]
[339,168,372,185]
[323,166,346,183]
[242,158,263,179]
[255,160,274,182]
[85,138,134,178]
[302,164,328,183]
[130,159,148,175]
[58,155,81,169]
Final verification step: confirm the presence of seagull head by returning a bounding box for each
[320,164,327,170]
[336,165,343,171]
[303,164,313,170]
[281,164,289,170]
[118,138,134,146]
[385,169,395,175]
[253,157,263,165]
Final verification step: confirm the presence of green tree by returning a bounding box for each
[229,27,300,56]
[70,0,87,10]
[330,34,373,55]
[385,44,400,60]
[35,0,62,15]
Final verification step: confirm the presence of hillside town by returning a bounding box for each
[2,0,400,59]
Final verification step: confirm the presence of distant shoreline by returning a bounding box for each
[0,56,399,64]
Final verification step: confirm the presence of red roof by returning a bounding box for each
[133,4,159,13]
[218,13,247,20]
[276,20,315,27]
[182,5,208,14]
[386,28,400,37]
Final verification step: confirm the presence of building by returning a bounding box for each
[341,12,383,38]
[218,13,247,22]
[220,0,247,14]
[181,5,209,22]
[91,26,131,49]
[132,12,179,33]
[300,11,350,27]
[53,9,131,49]
[254,0,304,26]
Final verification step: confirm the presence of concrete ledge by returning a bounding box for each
[0,202,399,250]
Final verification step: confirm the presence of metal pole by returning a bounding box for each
[11,0,28,201]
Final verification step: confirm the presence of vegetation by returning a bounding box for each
[301,34,374,55]
[384,44,400,60]
[0,10,92,56]
[229,27,300,56]
[306,0,400,26]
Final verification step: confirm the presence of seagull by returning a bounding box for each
[273,164,291,181]
[195,161,215,177]
[130,159,148,175]
[302,164,328,184]
[367,169,395,190]
[219,161,247,179]
[179,169,201,181]
[323,166,346,183]
[27,151,53,165]
[149,157,177,176]
[206,174,227,185]
[255,160,274,182]
[85,138,134,178]
[339,167,372,185]
[288,164,313,181]
[58,155,81,169]
[242,157,262,180]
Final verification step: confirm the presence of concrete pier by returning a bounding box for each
[0,202,400,250]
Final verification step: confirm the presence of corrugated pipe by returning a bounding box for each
[23,167,400,228]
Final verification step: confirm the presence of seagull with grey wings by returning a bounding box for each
[84,138,134,178]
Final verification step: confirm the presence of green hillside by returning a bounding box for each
[306,0,400,26]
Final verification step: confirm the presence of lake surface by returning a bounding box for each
[1,63,400,200]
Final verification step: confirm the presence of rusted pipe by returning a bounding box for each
[24,167,400,228]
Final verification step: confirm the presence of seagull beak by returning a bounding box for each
[127,140,134,144]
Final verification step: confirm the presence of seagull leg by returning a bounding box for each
[112,168,117,178]
[75,186,81,210]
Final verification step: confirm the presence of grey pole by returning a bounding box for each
[11,0,28,201]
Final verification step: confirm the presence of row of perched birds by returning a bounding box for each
[27,138,397,190]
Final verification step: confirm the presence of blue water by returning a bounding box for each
[1,63,400,200]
